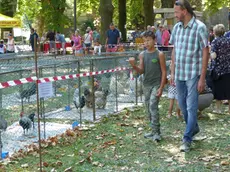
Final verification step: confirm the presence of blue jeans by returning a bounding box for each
[176,76,199,142]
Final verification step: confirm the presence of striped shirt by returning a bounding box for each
[169,17,208,81]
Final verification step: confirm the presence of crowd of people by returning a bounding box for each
[1,0,229,154]
[0,33,15,54]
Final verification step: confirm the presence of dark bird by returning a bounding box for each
[84,88,93,108]
[19,112,34,135]
[0,115,7,131]
[20,83,36,102]
[73,88,85,112]
[28,113,35,129]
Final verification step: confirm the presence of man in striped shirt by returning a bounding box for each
[169,0,209,152]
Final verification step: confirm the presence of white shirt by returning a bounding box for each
[0,44,5,53]
[84,33,91,44]
[7,38,15,51]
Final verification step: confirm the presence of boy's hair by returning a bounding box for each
[143,31,156,40]
[0,40,4,44]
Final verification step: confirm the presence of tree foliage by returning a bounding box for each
[204,0,230,14]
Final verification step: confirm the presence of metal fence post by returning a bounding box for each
[90,59,96,121]
[77,60,82,125]
[115,58,118,112]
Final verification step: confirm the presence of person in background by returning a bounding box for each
[105,23,120,52]
[170,0,209,152]
[131,28,140,43]
[155,24,163,50]
[56,32,66,54]
[167,63,181,118]
[93,40,102,55]
[72,30,82,55]
[224,29,230,38]
[208,26,215,44]
[46,30,56,53]
[151,26,156,33]
[30,28,39,52]
[129,31,167,142]
[87,26,93,38]
[93,28,100,44]
[83,28,93,54]
[161,25,170,51]
[209,24,230,114]
[140,25,152,37]
[6,33,15,53]
[0,40,6,54]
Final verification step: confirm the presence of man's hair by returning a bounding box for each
[175,0,196,18]
[143,31,156,40]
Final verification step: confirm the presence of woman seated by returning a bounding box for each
[0,40,6,54]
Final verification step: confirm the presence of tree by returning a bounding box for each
[40,0,69,32]
[0,0,18,39]
[127,0,144,29]
[118,0,126,42]
[99,0,114,44]
[204,0,230,14]
[0,0,17,17]
[143,0,154,28]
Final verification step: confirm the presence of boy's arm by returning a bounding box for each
[157,51,167,96]
[129,52,144,74]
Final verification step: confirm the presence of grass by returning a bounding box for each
[2,98,230,172]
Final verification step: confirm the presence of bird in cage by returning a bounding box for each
[19,83,36,102]
[19,112,35,135]
[73,88,85,112]
[95,89,109,109]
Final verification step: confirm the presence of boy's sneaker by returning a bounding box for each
[152,134,161,142]
[180,141,191,152]
[144,132,153,139]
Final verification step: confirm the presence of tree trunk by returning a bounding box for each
[118,0,126,42]
[143,0,154,28]
[0,0,17,41]
[99,0,114,44]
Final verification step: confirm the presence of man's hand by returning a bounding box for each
[129,57,136,67]
[170,74,175,86]
[197,77,205,93]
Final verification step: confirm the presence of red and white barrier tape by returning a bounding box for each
[0,67,130,89]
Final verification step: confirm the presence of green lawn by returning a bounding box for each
[2,98,230,172]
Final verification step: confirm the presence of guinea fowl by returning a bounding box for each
[95,89,109,109]
[73,88,85,112]
[19,112,35,135]
[84,88,93,108]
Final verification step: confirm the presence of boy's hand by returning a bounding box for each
[156,88,163,97]
[129,57,136,67]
